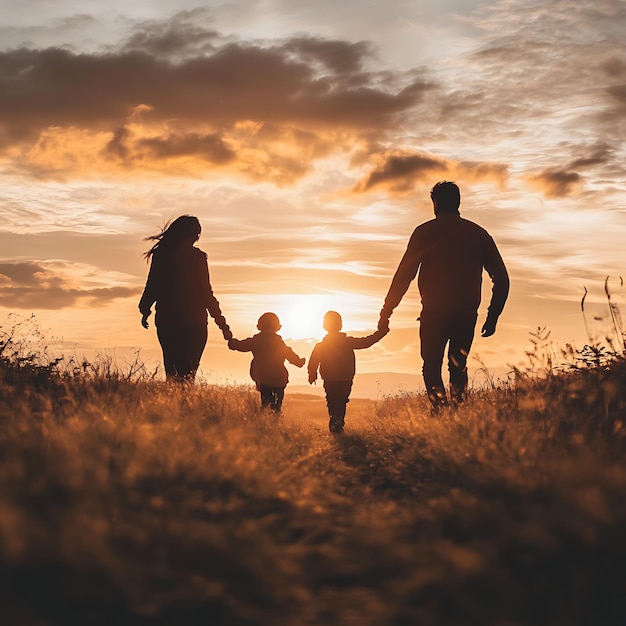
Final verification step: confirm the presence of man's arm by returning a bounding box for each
[481,237,510,337]
[378,231,421,329]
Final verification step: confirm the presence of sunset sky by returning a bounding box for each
[1,0,625,391]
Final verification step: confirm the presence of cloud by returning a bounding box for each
[0,260,140,309]
[0,14,434,182]
[354,149,508,194]
[526,168,583,198]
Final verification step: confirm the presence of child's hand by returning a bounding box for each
[227,338,238,350]
[297,357,306,368]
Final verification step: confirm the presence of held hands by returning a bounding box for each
[215,316,233,341]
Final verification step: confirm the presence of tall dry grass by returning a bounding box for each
[1,315,626,625]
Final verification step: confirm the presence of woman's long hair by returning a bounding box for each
[144,215,201,260]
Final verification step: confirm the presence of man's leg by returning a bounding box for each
[419,312,449,412]
[448,314,477,405]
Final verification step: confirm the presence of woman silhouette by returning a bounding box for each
[139,215,232,381]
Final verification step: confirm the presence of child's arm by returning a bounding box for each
[285,346,306,368]
[228,337,253,352]
[307,344,321,384]
[348,326,389,350]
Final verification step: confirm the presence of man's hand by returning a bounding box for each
[308,373,317,384]
[481,318,497,337]
[141,313,150,329]
[297,357,306,368]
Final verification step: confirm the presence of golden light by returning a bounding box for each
[277,294,350,341]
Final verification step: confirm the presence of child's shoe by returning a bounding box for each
[329,419,344,434]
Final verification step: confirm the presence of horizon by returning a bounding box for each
[0,0,624,386]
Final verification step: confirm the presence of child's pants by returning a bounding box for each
[259,384,285,412]
[323,380,353,427]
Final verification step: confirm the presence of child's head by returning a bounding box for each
[323,310,343,333]
[257,312,281,333]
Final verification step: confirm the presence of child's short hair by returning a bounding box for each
[323,310,343,332]
[257,312,281,333]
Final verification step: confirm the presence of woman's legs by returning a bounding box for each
[157,323,207,381]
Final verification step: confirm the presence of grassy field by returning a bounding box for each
[1,328,626,625]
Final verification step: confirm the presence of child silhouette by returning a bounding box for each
[229,312,305,412]
[308,311,388,434]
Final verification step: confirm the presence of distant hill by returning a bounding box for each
[290,372,423,400]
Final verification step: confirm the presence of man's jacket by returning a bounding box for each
[382,213,509,320]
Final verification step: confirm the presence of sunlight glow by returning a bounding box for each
[277,294,360,340]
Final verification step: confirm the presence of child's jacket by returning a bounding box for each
[308,329,386,382]
[230,333,302,388]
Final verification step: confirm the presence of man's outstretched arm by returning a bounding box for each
[378,234,421,329]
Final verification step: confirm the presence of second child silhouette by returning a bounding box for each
[308,311,388,434]
[228,312,305,412]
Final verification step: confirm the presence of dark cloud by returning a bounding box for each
[0,13,436,183]
[119,9,220,58]
[527,168,583,198]
[107,130,236,163]
[0,261,139,309]
[355,151,447,193]
[354,150,508,194]
[0,19,432,147]
[568,144,614,169]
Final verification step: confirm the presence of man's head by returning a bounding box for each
[430,181,460,215]
[323,310,343,333]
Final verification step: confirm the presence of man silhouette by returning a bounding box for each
[378,181,509,411]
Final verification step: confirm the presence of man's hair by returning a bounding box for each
[430,181,460,214]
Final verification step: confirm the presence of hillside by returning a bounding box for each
[1,346,626,625]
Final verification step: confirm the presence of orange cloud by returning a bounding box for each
[0,19,434,183]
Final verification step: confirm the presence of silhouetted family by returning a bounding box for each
[139,181,510,432]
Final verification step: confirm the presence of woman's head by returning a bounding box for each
[144,215,201,259]
[257,312,281,333]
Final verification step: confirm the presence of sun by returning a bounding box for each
[278,294,339,340]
